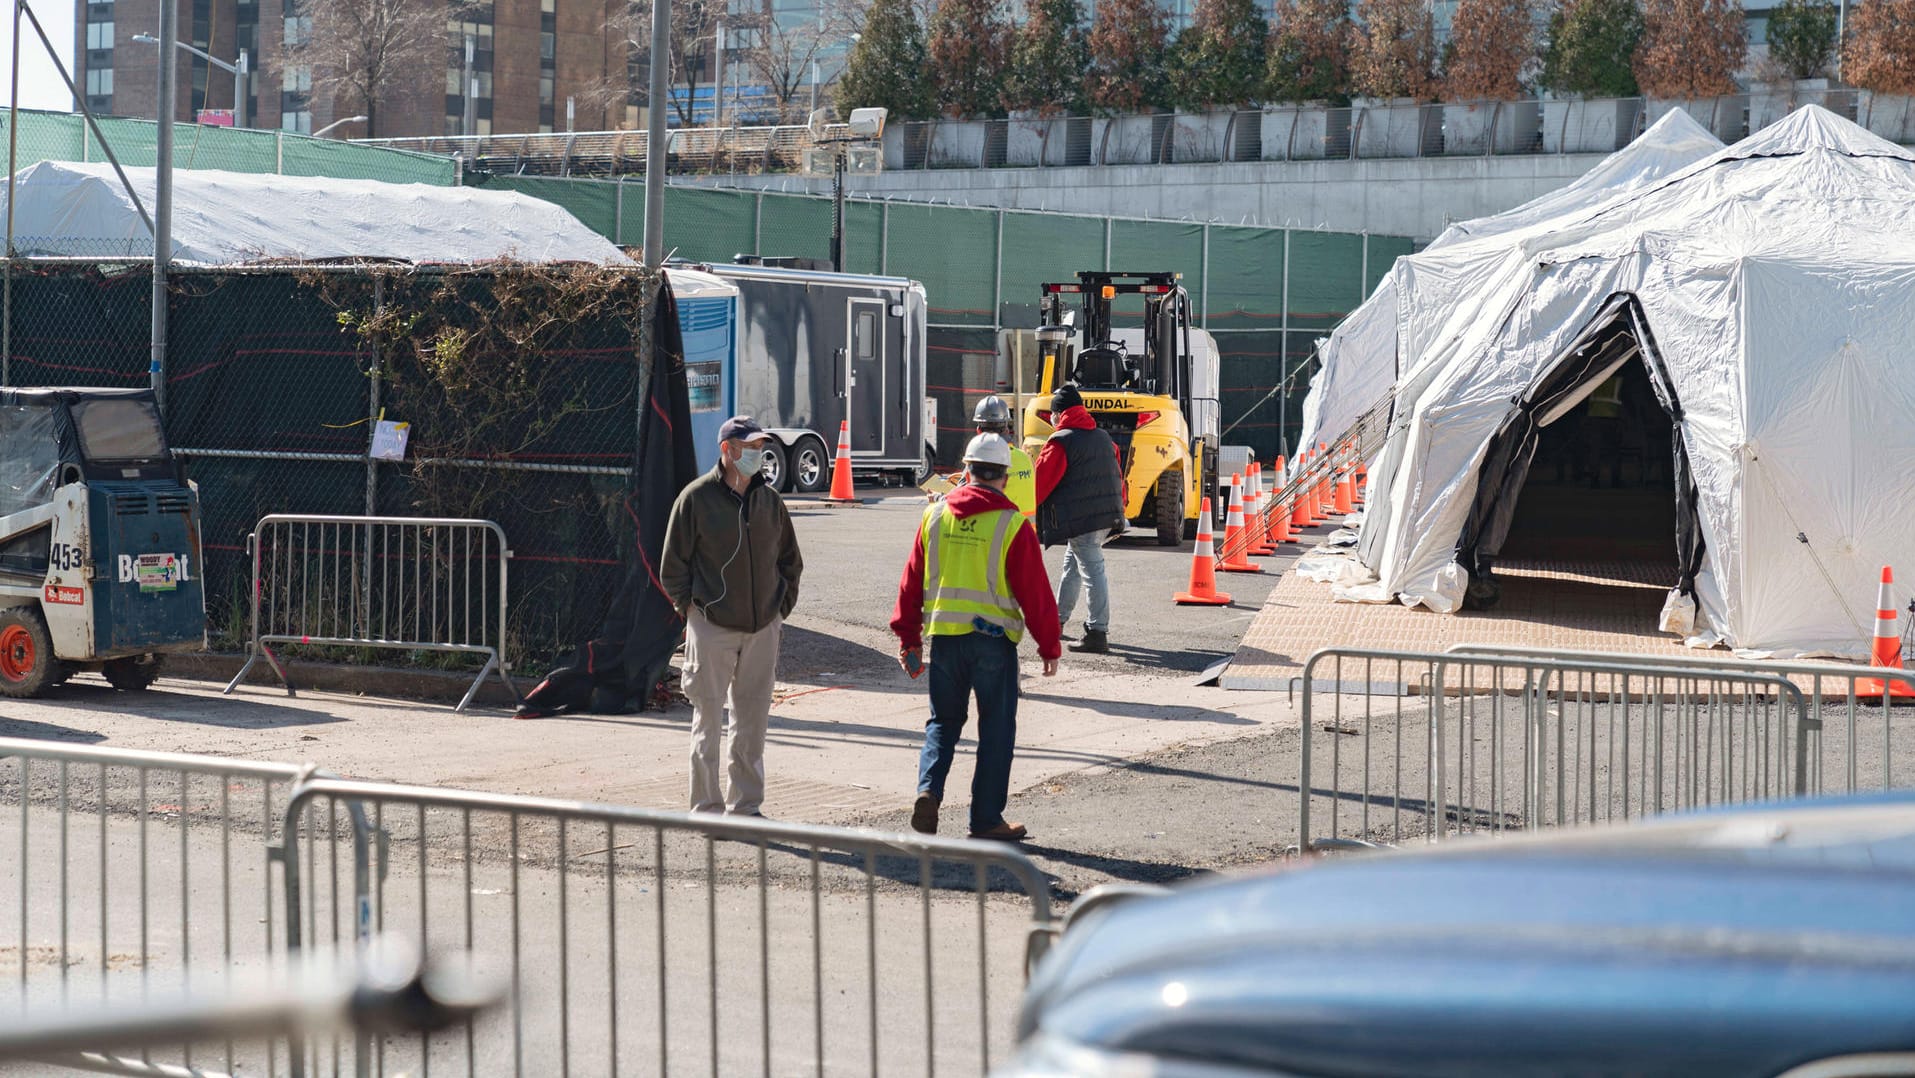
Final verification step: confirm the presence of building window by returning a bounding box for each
[86,20,114,49]
[540,0,554,12]
[281,64,311,92]
[540,31,554,60]
[283,14,311,45]
[85,67,113,95]
[281,109,311,133]
[539,73,554,105]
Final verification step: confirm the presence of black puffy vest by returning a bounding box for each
[1038,425,1126,546]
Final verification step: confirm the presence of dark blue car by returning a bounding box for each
[1005,795,1915,1078]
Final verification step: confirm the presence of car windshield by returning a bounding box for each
[70,398,167,462]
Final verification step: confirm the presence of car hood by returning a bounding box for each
[1020,798,1915,1077]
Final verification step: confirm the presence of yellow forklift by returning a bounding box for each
[1022,271,1221,545]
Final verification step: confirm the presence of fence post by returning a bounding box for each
[992,208,1004,329]
[879,201,889,276]
[753,190,763,256]
[1279,228,1292,458]
[1199,223,1210,327]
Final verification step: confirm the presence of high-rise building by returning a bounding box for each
[68,0,729,138]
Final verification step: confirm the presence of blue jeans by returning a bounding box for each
[1056,529,1111,633]
[917,632,1020,833]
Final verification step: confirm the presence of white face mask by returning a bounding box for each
[733,445,766,476]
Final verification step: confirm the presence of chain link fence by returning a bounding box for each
[462,177,1410,465]
[0,260,657,671]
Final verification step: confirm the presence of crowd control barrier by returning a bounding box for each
[1289,647,1822,851]
[1446,644,1915,799]
[279,778,1058,1078]
[223,515,518,712]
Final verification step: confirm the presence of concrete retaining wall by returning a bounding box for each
[681,152,1608,243]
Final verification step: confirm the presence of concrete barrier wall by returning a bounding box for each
[680,152,1606,244]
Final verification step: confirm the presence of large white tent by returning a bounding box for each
[1297,110,1724,455]
[1336,106,1915,659]
[0,161,631,265]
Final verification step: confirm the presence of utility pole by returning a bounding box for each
[234,48,248,129]
[151,0,177,412]
[642,0,669,266]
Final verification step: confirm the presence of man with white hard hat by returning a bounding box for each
[891,432,1060,841]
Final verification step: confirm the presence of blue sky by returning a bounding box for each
[2,1,78,112]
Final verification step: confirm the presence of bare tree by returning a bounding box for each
[275,0,450,137]
[745,0,862,122]
[1844,0,1915,94]
[598,0,725,128]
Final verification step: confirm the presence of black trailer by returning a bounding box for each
[709,261,932,492]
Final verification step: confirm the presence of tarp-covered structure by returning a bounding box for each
[1336,106,1915,658]
[1,161,631,265]
[1298,110,1724,454]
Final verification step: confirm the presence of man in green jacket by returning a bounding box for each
[661,416,804,816]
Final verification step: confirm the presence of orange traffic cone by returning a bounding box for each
[1863,566,1915,698]
[1219,475,1263,573]
[1174,497,1232,606]
[824,420,859,504]
[1272,495,1293,544]
[1334,463,1355,515]
[1248,462,1277,555]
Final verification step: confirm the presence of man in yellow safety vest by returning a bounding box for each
[891,433,1061,841]
[973,395,1036,517]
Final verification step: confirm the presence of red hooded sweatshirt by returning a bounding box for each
[891,483,1062,661]
[1034,406,1126,506]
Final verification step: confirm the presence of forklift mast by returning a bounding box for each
[1040,270,1190,402]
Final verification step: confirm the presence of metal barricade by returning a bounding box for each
[1290,648,1812,851]
[224,514,518,712]
[1446,644,1915,799]
[280,778,1058,1078]
[0,737,312,1077]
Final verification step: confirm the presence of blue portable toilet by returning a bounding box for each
[666,267,739,473]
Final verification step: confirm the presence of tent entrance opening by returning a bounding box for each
[1500,356,1676,564]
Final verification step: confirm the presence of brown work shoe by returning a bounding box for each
[910,794,940,835]
[968,821,1029,842]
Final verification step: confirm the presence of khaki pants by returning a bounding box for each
[683,606,782,815]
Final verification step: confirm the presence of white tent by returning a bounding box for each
[1297,110,1724,455]
[1337,106,1915,659]
[0,161,631,266]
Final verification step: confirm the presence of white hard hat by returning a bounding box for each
[962,432,1013,468]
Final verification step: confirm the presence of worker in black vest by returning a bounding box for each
[1034,385,1127,654]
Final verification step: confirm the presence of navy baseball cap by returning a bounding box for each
[718,416,769,442]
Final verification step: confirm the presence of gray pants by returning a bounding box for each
[1057,529,1111,634]
[683,606,782,815]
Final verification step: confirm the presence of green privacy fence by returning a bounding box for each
[472,174,1413,463]
[0,107,459,186]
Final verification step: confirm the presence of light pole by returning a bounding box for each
[313,115,369,138]
[814,106,884,272]
[132,33,248,128]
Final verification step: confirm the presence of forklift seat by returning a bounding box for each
[1073,344,1128,388]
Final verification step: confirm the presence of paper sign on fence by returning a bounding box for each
[370,419,410,462]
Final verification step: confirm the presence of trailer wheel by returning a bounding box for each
[789,435,830,493]
[760,439,793,493]
[1154,469,1185,547]
[104,655,165,692]
[0,609,58,698]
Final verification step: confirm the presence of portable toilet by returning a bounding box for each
[666,266,739,473]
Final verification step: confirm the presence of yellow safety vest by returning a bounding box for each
[1006,445,1037,518]
[919,503,1027,643]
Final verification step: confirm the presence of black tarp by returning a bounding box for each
[516,278,697,714]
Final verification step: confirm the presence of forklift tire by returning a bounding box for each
[1154,469,1185,547]
[0,608,57,699]
[104,656,165,692]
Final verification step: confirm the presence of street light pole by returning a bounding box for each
[641,0,669,267]
[151,0,176,413]
[131,34,247,128]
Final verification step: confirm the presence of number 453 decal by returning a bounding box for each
[49,542,85,572]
